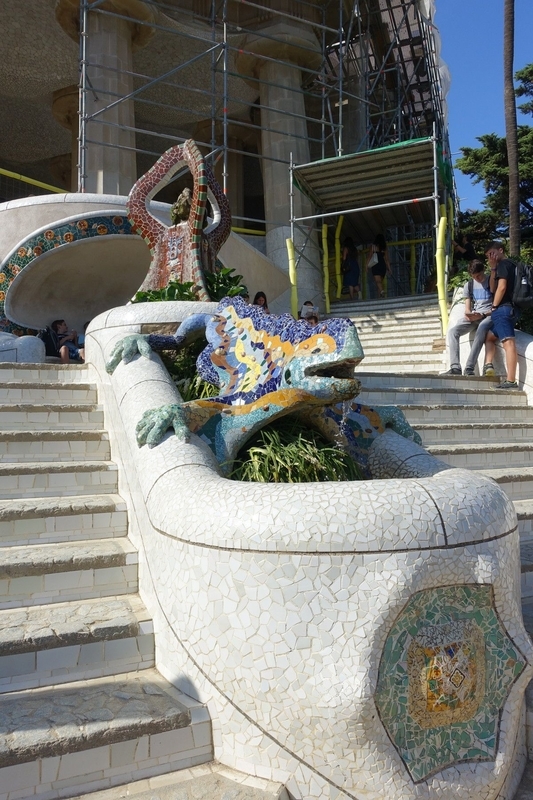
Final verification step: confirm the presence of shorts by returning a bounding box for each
[489,305,515,341]
[66,342,83,361]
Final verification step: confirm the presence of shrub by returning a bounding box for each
[229,416,363,483]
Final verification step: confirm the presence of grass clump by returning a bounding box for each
[229,416,363,483]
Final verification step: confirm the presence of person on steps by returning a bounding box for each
[342,237,360,301]
[367,234,391,298]
[444,260,493,376]
[482,242,519,390]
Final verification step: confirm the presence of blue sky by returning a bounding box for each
[436,0,533,211]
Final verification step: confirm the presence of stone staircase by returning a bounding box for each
[0,363,286,800]
[2,296,533,798]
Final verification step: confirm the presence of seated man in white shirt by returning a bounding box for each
[445,260,493,376]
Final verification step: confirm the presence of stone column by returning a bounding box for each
[52,85,79,191]
[235,22,324,308]
[56,0,155,195]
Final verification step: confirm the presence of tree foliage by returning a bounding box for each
[455,64,533,248]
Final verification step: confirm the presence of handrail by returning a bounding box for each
[231,226,266,236]
[0,168,66,195]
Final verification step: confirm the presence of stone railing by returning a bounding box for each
[87,300,533,800]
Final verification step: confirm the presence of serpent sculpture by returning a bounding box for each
[127,140,232,300]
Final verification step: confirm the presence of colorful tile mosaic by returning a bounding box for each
[375,584,526,783]
[0,213,135,335]
[107,296,421,472]
[127,140,231,301]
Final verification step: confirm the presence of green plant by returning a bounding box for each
[448,268,470,291]
[205,265,248,301]
[132,280,198,303]
[229,416,363,483]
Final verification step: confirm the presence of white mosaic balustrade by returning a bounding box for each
[86,302,533,800]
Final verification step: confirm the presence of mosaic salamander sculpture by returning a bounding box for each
[106,297,421,474]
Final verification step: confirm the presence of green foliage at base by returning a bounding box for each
[132,281,198,303]
[229,416,363,483]
[205,265,248,301]
[159,337,218,400]
[131,267,248,304]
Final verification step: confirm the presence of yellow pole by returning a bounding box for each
[286,238,299,318]
[436,214,449,335]
[0,167,65,194]
[335,215,344,299]
[322,224,331,314]
[410,242,416,294]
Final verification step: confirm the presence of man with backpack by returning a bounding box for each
[444,260,493,376]
[483,242,518,390]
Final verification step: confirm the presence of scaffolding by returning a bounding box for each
[77,0,454,300]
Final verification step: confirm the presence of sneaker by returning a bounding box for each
[463,367,475,376]
[442,367,462,375]
[483,363,496,377]
[496,380,519,390]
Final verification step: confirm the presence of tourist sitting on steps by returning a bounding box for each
[444,260,493,376]
[40,320,85,364]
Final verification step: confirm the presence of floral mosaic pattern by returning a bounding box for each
[375,584,526,783]
[0,214,135,334]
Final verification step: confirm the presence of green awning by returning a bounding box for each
[292,138,442,241]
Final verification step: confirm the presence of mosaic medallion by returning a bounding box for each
[375,585,526,783]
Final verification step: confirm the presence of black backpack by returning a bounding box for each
[37,327,60,358]
[512,262,533,310]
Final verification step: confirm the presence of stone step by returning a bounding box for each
[0,494,128,547]
[0,595,154,694]
[358,359,444,373]
[521,540,533,599]
[71,763,289,800]
[477,468,533,502]
[0,382,97,404]
[0,538,138,609]
[0,669,212,800]
[400,404,533,423]
[416,422,533,446]
[0,404,104,430]
[426,442,533,470]
[514,499,533,541]
[0,461,118,499]
[359,342,444,356]
[0,430,110,463]
[512,760,533,797]
[356,371,502,389]
[0,363,90,383]
[357,385,527,407]
[329,294,440,316]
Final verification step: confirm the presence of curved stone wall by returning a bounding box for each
[85,301,533,800]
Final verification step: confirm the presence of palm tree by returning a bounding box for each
[504,0,520,256]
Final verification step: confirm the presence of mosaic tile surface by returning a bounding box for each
[0,213,135,335]
[107,296,419,471]
[127,140,231,300]
[375,584,527,783]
